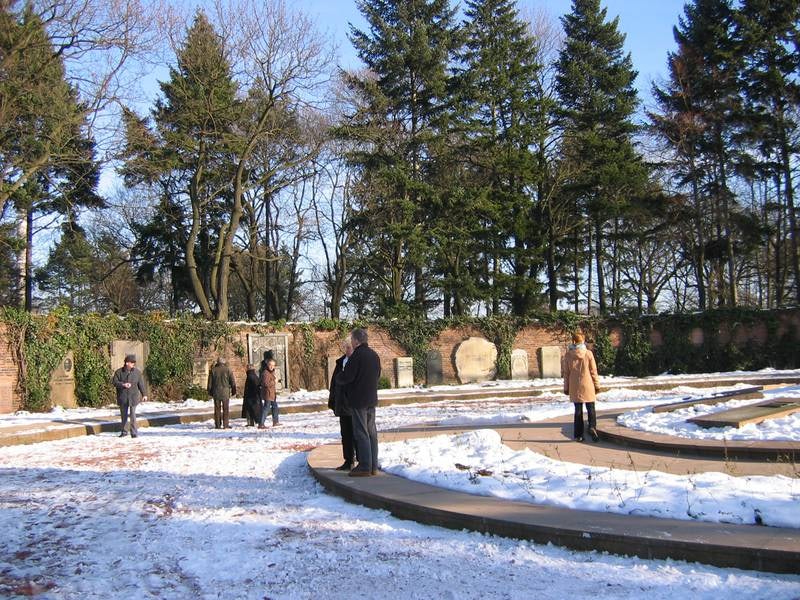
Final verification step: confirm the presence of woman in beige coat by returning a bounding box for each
[562,332,601,442]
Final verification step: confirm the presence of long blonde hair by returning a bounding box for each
[572,332,585,345]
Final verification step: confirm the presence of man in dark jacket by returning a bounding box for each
[335,328,381,477]
[328,340,356,470]
[111,354,148,438]
[207,357,237,429]
[242,364,261,426]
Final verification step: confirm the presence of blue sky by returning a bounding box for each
[294,0,688,102]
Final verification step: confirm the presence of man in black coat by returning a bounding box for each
[335,328,381,477]
[111,354,148,438]
[328,340,356,470]
[207,357,237,429]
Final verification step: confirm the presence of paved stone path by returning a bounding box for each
[308,414,800,574]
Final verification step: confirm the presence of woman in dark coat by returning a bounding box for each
[242,364,261,426]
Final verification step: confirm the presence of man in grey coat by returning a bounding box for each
[208,357,237,429]
[111,354,148,438]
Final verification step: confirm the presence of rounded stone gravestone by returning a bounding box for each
[454,337,497,384]
[510,349,529,380]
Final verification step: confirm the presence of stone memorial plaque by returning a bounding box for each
[248,333,290,392]
[454,337,497,384]
[327,356,339,385]
[426,350,443,386]
[510,349,529,380]
[394,357,413,388]
[49,350,76,408]
[192,359,209,388]
[110,340,148,372]
[537,346,562,379]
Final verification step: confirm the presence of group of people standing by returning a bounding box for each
[328,328,382,477]
[208,355,280,430]
[112,328,594,449]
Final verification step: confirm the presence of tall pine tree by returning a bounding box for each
[454,0,545,315]
[555,0,646,313]
[342,0,460,316]
[121,11,241,319]
[735,0,800,304]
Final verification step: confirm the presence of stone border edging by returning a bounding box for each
[597,411,800,460]
[307,438,800,575]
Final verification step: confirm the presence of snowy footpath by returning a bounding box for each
[1,372,799,599]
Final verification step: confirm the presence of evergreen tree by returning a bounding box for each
[36,223,142,313]
[0,5,102,309]
[121,11,241,319]
[735,0,800,304]
[671,0,742,307]
[454,0,546,316]
[555,0,647,313]
[342,0,460,316]
[649,46,712,310]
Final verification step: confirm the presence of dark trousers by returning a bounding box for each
[214,396,230,428]
[119,400,138,436]
[573,402,596,439]
[339,415,357,465]
[351,407,378,472]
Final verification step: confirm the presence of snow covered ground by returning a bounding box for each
[380,427,799,528]
[617,384,800,441]
[1,371,799,598]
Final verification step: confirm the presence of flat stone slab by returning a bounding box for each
[687,398,800,428]
[597,410,799,462]
[651,385,764,413]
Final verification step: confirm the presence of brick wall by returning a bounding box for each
[0,324,21,413]
[512,325,570,378]
[2,309,798,414]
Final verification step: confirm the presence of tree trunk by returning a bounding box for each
[689,162,706,310]
[15,206,27,309]
[779,126,800,304]
[594,219,605,313]
[186,164,214,320]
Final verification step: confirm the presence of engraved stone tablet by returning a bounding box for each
[192,359,209,388]
[454,337,497,384]
[327,356,338,385]
[426,350,443,386]
[537,346,562,379]
[0,380,13,413]
[510,349,529,380]
[395,357,413,388]
[111,340,148,371]
[248,333,291,392]
[49,351,76,408]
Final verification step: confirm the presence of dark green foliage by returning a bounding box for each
[0,308,237,410]
[183,384,210,402]
[555,0,650,314]
[591,329,616,374]
[452,0,547,316]
[341,0,461,314]
[0,5,103,308]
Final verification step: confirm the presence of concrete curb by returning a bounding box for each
[307,440,800,574]
[597,411,800,461]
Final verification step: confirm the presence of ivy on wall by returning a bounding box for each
[1,308,238,411]
[2,307,797,412]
